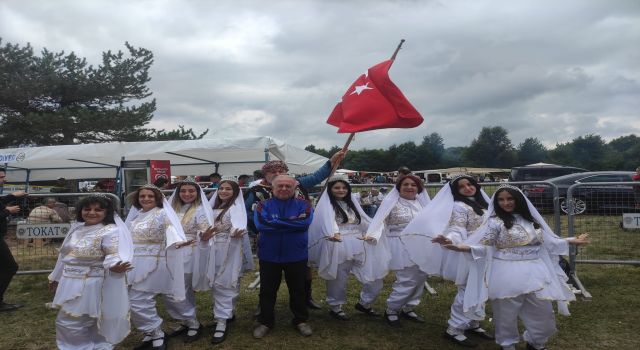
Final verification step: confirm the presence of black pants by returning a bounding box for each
[258,259,308,328]
[0,237,19,303]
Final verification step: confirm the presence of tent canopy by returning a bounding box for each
[0,137,328,181]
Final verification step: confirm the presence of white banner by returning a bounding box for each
[622,213,640,229]
[16,223,71,239]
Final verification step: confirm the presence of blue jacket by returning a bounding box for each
[245,160,331,230]
[254,197,313,263]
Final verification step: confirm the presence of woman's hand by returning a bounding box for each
[357,235,376,244]
[431,235,452,245]
[109,261,133,273]
[200,226,217,241]
[48,280,58,292]
[443,244,471,253]
[231,228,246,239]
[326,233,342,242]
[568,233,590,246]
[175,239,196,249]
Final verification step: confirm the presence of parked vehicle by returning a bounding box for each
[509,164,588,182]
[524,171,637,215]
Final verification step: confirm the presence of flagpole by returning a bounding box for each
[321,39,406,193]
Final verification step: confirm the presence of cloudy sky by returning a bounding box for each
[1,0,639,150]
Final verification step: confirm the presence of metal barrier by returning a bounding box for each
[4,192,121,275]
[567,181,640,268]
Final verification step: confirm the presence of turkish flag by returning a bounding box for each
[327,59,423,133]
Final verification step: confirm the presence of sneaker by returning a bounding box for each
[253,324,270,339]
[296,322,313,336]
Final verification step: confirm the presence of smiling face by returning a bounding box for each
[82,203,107,225]
[497,190,516,213]
[399,177,419,200]
[457,179,477,197]
[330,181,349,200]
[138,189,157,211]
[178,184,199,204]
[217,182,235,202]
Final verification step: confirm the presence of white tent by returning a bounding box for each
[0,137,328,181]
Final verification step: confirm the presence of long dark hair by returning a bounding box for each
[327,179,361,224]
[449,176,488,215]
[493,187,540,229]
[76,195,116,225]
[213,180,240,222]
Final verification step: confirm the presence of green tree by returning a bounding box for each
[418,132,445,169]
[0,39,207,147]
[517,137,548,165]
[463,126,516,167]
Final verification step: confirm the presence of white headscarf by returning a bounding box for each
[462,185,575,320]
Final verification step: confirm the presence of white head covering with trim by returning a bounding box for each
[168,182,215,227]
[399,176,490,277]
[461,184,576,320]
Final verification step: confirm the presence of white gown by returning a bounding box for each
[49,223,129,349]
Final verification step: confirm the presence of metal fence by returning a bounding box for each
[566,182,640,268]
[11,181,637,299]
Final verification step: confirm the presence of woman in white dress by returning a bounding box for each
[125,184,188,350]
[163,181,215,342]
[48,194,133,350]
[413,175,494,347]
[363,175,432,327]
[193,180,247,344]
[308,176,390,320]
[441,185,589,350]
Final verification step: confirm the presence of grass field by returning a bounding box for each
[2,264,639,350]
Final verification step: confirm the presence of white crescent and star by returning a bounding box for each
[350,82,373,96]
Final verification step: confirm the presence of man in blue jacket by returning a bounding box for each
[252,175,314,339]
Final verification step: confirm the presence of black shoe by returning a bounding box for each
[466,327,495,340]
[307,299,322,310]
[329,310,349,321]
[354,303,381,316]
[400,310,425,323]
[166,325,188,337]
[443,331,477,348]
[383,311,402,327]
[151,334,168,350]
[211,326,228,344]
[184,325,203,343]
[0,302,23,312]
[526,343,547,350]
[133,339,152,350]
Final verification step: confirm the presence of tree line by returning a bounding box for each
[306,127,640,172]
